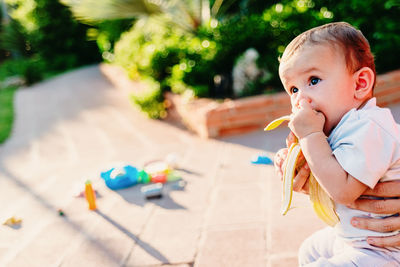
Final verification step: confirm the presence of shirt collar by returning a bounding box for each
[362,97,377,110]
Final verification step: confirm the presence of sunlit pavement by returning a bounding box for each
[1,65,399,267]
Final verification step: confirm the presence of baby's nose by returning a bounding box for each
[294,96,312,110]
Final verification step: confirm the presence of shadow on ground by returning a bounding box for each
[219,126,290,154]
[115,182,187,210]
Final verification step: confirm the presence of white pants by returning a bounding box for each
[299,227,400,267]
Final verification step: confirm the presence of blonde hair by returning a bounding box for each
[280,22,376,89]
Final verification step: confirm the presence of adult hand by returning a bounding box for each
[274,131,310,194]
[348,181,400,247]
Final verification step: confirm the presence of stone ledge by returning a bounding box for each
[100,63,400,139]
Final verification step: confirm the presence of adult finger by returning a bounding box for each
[363,181,400,198]
[366,233,400,248]
[348,198,400,214]
[293,162,310,193]
[300,179,310,194]
[351,216,400,233]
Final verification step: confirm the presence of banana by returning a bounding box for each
[265,116,339,227]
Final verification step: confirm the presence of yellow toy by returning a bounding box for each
[85,180,97,210]
[3,216,22,226]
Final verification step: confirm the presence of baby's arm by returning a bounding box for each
[290,100,367,205]
[299,131,367,204]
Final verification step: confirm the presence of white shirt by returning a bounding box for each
[327,98,400,249]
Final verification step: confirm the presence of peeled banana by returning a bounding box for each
[265,116,339,227]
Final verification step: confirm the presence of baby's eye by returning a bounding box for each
[309,77,321,86]
[290,87,299,94]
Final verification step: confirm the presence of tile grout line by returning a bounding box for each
[191,142,227,266]
[266,164,274,267]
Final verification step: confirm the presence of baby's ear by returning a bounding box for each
[354,67,375,100]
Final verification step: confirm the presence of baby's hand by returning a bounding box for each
[289,99,325,139]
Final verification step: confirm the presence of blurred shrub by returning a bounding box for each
[114,16,219,117]
[311,0,400,74]
[109,0,399,118]
[0,18,33,60]
[0,85,16,144]
[0,57,45,85]
[87,19,134,61]
[29,0,101,71]
[130,76,167,119]
[112,1,333,117]
[2,0,100,76]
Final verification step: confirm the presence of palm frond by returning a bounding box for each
[60,0,162,23]
[60,0,219,31]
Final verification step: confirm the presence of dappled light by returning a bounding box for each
[1,1,400,266]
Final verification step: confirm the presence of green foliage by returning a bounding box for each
[2,0,101,73]
[29,0,101,71]
[92,19,133,54]
[130,77,166,119]
[111,1,334,116]
[0,85,16,144]
[181,2,332,96]
[311,0,400,73]
[67,0,400,118]
[0,18,33,58]
[0,57,45,85]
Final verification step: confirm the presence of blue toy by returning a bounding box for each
[101,165,149,190]
[251,155,273,165]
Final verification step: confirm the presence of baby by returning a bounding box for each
[278,22,400,266]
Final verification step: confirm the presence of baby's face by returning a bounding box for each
[279,43,358,135]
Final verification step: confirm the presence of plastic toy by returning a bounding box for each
[144,160,171,176]
[165,153,180,168]
[171,179,187,190]
[101,165,143,190]
[85,180,97,210]
[141,183,163,199]
[166,171,181,182]
[3,216,22,226]
[151,173,167,183]
[75,189,99,198]
[251,155,273,165]
[100,159,183,191]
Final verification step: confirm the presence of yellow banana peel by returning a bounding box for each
[265,116,339,227]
